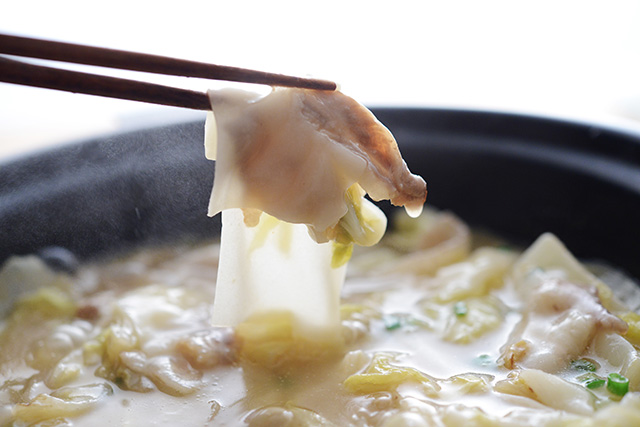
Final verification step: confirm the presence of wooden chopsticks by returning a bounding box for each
[0,33,337,110]
[0,56,213,110]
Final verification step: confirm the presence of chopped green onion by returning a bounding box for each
[571,359,597,372]
[383,315,403,330]
[585,378,606,389]
[453,301,468,317]
[577,372,605,390]
[382,313,429,331]
[607,373,629,396]
[474,354,493,367]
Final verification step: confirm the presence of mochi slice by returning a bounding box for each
[205,88,427,366]
[212,209,345,364]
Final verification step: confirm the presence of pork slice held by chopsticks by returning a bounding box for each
[205,87,427,242]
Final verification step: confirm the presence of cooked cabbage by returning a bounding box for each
[2,221,640,426]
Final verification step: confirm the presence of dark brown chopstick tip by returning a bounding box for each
[0,33,338,92]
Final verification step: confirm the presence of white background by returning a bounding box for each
[2,0,640,159]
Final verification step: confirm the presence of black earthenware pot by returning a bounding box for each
[2,108,640,276]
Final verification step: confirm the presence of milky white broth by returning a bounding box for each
[2,210,640,426]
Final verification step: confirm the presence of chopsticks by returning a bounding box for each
[0,33,337,110]
[0,56,213,110]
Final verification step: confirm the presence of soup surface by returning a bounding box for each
[2,209,640,426]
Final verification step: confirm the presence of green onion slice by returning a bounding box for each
[453,301,468,317]
[577,373,606,390]
[383,314,403,330]
[571,359,597,372]
[474,354,493,367]
[607,373,629,396]
[585,378,606,389]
